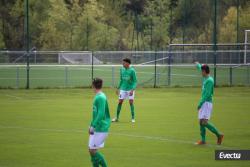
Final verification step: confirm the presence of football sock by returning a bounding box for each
[96,152,107,167]
[200,124,206,142]
[205,122,220,138]
[90,154,99,167]
[116,103,122,119]
[130,103,135,119]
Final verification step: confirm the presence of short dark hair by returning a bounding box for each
[123,58,131,64]
[92,78,103,89]
[201,64,210,74]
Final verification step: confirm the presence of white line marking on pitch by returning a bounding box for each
[5,94,22,99]
[111,132,236,149]
[0,125,238,149]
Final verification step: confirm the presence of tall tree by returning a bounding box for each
[0,18,5,49]
[143,0,170,49]
[219,7,237,43]
[39,0,77,50]
[75,0,119,50]
[0,0,24,50]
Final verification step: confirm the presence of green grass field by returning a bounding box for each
[0,87,250,167]
[0,65,249,88]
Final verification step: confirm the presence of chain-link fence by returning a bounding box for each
[0,44,250,88]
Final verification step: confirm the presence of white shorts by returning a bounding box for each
[119,90,135,100]
[198,102,213,120]
[88,132,108,149]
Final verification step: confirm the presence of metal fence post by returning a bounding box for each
[16,67,19,89]
[34,51,37,64]
[26,54,30,89]
[24,0,30,89]
[247,65,250,86]
[65,66,68,87]
[157,69,160,86]
[229,66,232,86]
[154,51,157,88]
[213,0,218,87]
[112,66,115,88]
[168,46,172,86]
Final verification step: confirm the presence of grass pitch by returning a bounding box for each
[0,65,249,88]
[0,87,250,167]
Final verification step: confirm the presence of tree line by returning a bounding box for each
[0,0,250,51]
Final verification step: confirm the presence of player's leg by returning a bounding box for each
[129,91,135,122]
[116,99,124,120]
[113,90,127,122]
[205,121,224,145]
[196,105,208,145]
[199,119,207,144]
[89,134,98,166]
[205,121,220,137]
[129,99,135,122]
[196,119,207,145]
[112,99,124,122]
[89,133,108,167]
[202,102,224,144]
[89,149,99,167]
[89,149,108,167]
[199,119,224,145]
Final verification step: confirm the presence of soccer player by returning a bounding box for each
[88,78,111,167]
[195,62,224,145]
[112,58,137,123]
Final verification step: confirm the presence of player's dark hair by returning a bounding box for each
[92,78,103,89]
[123,58,131,64]
[201,64,210,74]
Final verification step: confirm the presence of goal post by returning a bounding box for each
[58,51,102,64]
[244,30,250,64]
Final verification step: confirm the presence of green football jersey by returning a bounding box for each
[90,92,111,132]
[118,66,137,91]
[196,63,214,109]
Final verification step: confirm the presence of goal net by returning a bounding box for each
[58,52,102,64]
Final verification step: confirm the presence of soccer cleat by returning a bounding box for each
[112,118,118,122]
[217,134,224,145]
[195,140,206,145]
[131,119,135,123]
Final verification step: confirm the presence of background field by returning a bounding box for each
[0,87,250,167]
[0,65,249,88]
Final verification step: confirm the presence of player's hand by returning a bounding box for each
[129,90,134,96]
[89,127,94,135]
[194,61,199,65]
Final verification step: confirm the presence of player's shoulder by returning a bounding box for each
[95,92,107,101]
[206,76,214,84]
[129,66,136,72]
[120,67,125,71]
